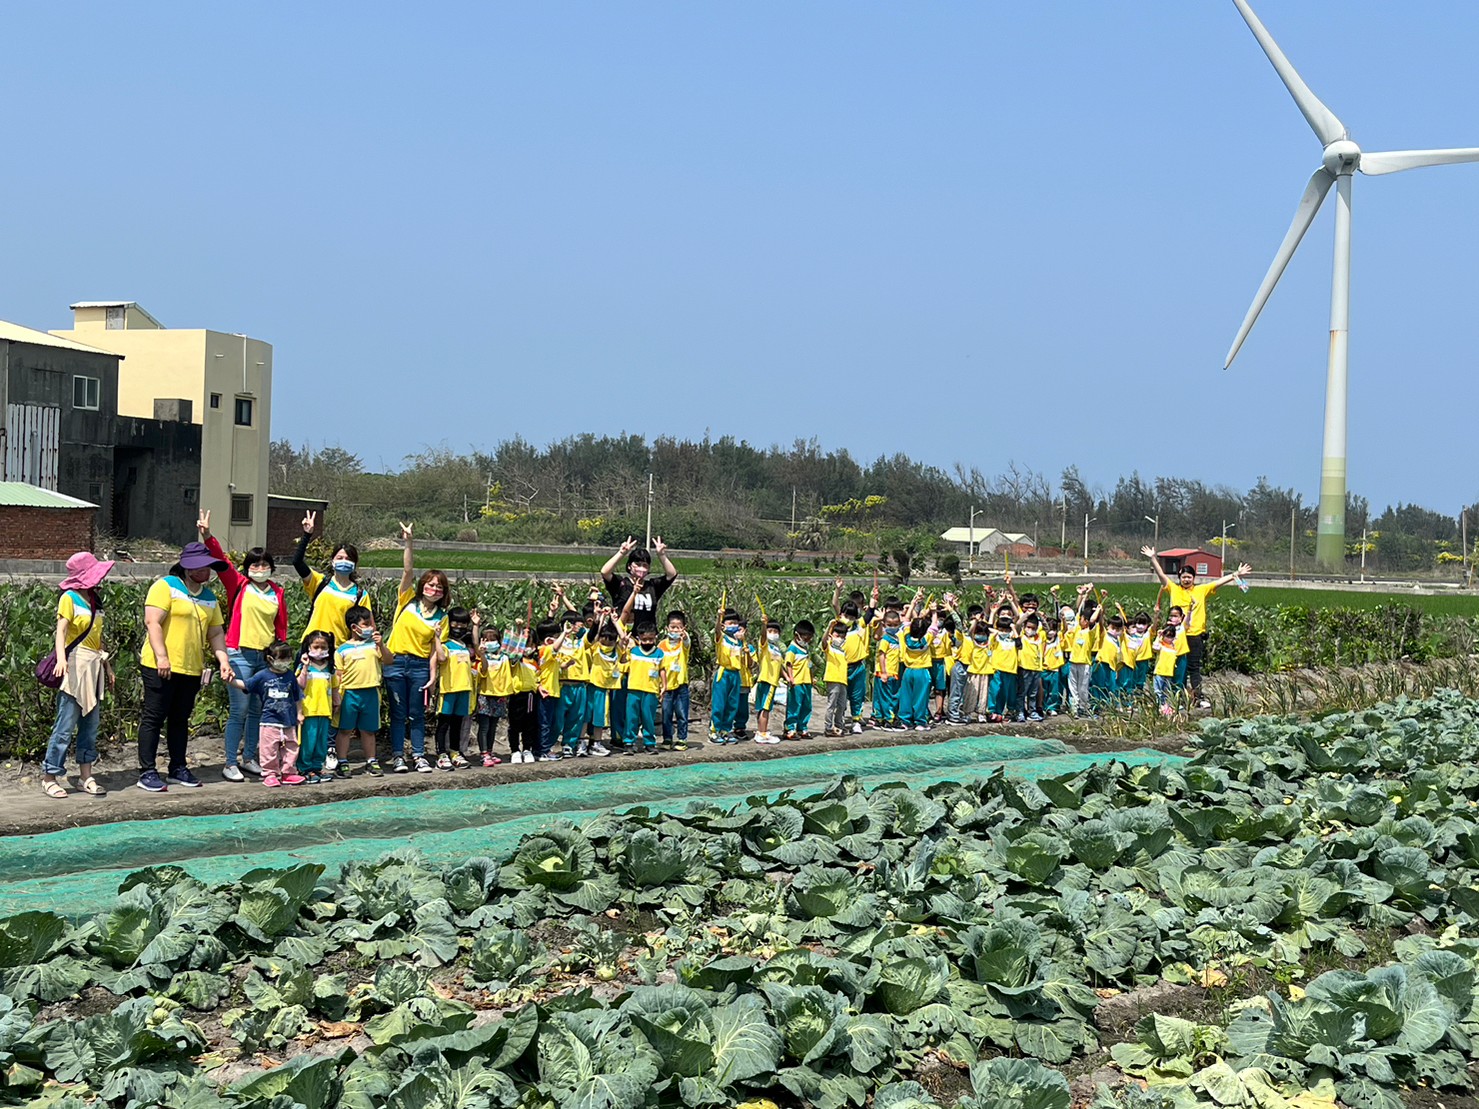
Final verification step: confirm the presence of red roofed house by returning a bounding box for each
[1156,548,1223,578]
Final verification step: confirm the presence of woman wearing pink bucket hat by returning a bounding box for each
[41,551,116,799]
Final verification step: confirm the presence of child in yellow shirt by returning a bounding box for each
[822,621,851,736]
[472,620,511,767]
[434,608,476,770]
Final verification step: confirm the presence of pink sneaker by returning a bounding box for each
[263,774,282,788]
[481,753,499,767]
[282,774,306,785]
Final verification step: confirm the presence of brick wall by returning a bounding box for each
[266,501,327,562]
[0,505,97,560]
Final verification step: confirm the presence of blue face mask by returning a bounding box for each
[724,624,740,636]
[358,626,376,641]
[333,559,356,575]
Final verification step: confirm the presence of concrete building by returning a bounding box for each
[52,301,272,550]
[938,526,1036,559]
[0,319,201,547]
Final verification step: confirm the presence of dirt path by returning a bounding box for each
[0,707,1193,838]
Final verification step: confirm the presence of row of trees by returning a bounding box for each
[269,435,1478,573]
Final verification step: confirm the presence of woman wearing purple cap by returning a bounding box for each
[41,551,116,798]
[136,542,232,792]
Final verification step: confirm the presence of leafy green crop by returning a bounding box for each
[13,691,1479,1106]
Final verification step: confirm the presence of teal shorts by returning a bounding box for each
[754,681,776,712]
[339,687,380,733]
[440,691,471,717]
[588,689,612,728]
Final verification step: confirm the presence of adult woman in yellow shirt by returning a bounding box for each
[1143,547,1251,709]
[293,510,372,647]
[382,523,449,774]
[137,542,232,793]
[41,552,115,799]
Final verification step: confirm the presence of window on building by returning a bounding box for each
[87,482,104,503]
[231,494,254,525]
[72,376,100,411]
[234,397,253,426]
[210,393,221,409]
[105,306,125,330]
[183,486,198,505]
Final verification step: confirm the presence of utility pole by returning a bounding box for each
[791,487,797,533]
[1360,527,1368,583]
[1289,506,1297,581]
[1144,514,1159,548]
[645,472,654,548]
[968,505,978,573]
[1462,509,1469,588]
[1221,520,1236,573]
[1083,513,1094,575]
[1059,497,1067,552]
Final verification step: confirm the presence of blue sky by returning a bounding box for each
[4,2,1478,515]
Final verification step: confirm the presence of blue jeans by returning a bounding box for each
[44,691,100,775]
[662,684,690,741]
[384,653,431,758]
[946,661,970,721]
[225,647,266,767]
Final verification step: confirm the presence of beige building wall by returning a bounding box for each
[53,311,272,551]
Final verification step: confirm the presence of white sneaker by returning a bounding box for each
[325,753,339,771]
[242,759,264,777]
[221,764,245,782]
[591,742,611,757]
[1197,699,1212,709]
[576,742,589,757]
[851,722,863,734]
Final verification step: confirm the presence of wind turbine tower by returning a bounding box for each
[1225,0,1479,569]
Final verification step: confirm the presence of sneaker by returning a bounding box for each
[1030,712,1044,722]
[537,754,560,762]
[575,743,589,757]
[325,753,339,771]
[481,753,496,767]
[1160,704,1176,717]
[621,744,636,756]
[221,764,245,783]
[365,759,385,777]
[1197,698,1212,710]
[672,740,688,752]
[450,753,470,769]
[137,769,167,792]
[392,756,409,774]
[242,759,264,777]
[303,772,320,784]
[283,774,306,785]
[851,722,863,734]
[733,729,750,741]
[914,725,928,732]
[644,743,657,753]
[436,754,452,771]
[167,767,202,788]
[591,742,610,757]
[798,731,813,740]
[263,774,282,788]
[336,762,353,779]
[415,756,434,773]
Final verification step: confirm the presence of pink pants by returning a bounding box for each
[259,723,299,777]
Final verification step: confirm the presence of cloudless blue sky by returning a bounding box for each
[5,2,1478,516]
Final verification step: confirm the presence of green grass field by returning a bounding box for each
[357,549,824,576]
[1057,581,1479,617]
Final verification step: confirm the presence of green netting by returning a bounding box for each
[1,735,1181,919]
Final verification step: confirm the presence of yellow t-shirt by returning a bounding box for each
[440,641,475,695]
[1044,638,1065,670]
[478,650,514,696]
[300,665,336,717]
[1135,630,1155,663]
[626,645,665,694]
[785,642,814,685]
[844,622,870,665]
[662,635,690,687]
[876,635,902,679]
[989,632,1019,675]
[303,571,371,645]
[140,577,224,676]
[714,632,745,673]
[536,644,563,697]
[385,587,449,658]
[758,640,785,685]
[560,628,590,682]
[335,639,383,690]
[235,584,281,651]
[1018,629,1045,672]
[1154,639,1180,678]
[739,642,757,687]
[965,637,995,677]
[1166,583,1217,636]
[512,657,538,694]
[1096,634,1124,669]
[58,590,103,652]
[929,629,952,664]
[587,646,623,691]
[822,638,849,684]
[900,635,932,671]
[1068,618,1099,665]
[1171,624,1191,657]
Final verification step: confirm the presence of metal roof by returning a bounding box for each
[0,482,98,509]
[0,320,121,357]
[938,527,1035,545]
[68,301,164,328]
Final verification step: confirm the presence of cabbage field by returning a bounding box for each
[6,692,1479,1108]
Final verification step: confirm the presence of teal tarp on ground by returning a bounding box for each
[1,735,1180,919]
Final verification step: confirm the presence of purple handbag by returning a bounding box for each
[36,607,97,689]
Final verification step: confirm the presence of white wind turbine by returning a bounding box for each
[1224,0,1479,569]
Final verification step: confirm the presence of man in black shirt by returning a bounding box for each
[601,536,679,622]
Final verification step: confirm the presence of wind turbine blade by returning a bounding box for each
[1360,148,1479,175]
[1225,167,1335,369]
[1231,0,1347,146]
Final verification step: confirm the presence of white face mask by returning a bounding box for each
[248,568,272,584]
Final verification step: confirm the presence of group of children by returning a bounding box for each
[234,572,1206,786]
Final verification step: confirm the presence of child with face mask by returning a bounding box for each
[753,619,785,744]
[334,605,392,777]
[297,631,337,783]
[822,621,851,736]
[229,640,303,787]
[472,616,511,766]
[711,607,745,744]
